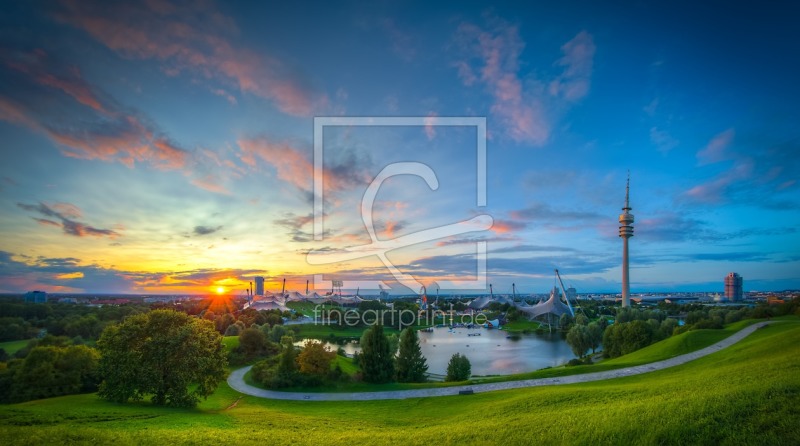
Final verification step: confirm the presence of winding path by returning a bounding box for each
[227,321,772,401]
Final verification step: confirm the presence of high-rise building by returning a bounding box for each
[24,290,47,303]
[254,276,265,296]
[724,272,743,301]
[618,173,634,307]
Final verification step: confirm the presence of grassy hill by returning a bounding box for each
[1,320,798,445]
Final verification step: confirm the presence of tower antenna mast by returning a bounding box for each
[618,171,635,307]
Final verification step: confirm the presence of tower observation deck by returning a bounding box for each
[619,173,634,307]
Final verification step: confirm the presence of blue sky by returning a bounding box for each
[0,0,798,295]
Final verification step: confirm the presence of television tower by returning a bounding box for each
[618,172,634,307]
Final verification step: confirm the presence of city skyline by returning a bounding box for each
[1,1,799,295]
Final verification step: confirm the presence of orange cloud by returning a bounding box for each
[56,0,322,116]
[384,220,399,238]
[190,174,231,195]
[238,137,366,192]
[55,272,84,280]
[1,50,190,172]
[490,219,527,234]
[455,21,594,146]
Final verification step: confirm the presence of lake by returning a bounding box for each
[301,326,576,376]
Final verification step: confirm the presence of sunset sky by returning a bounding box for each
[1,0,798,295]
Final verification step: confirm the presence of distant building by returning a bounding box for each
[254,276,265,296]
[566,287,577,302]
[24,290,47,303]
[724,272,743,302]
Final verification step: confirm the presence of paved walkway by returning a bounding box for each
[227,321,772,401]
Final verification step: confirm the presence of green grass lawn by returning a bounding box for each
[221,336,240,352]
[289,323,431,339]
[1,320,797,444]
[0,339,31,355]
[502,319,542,332]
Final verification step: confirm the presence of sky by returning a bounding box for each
[0,0,798,296]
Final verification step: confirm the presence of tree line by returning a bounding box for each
[565,299,800,360]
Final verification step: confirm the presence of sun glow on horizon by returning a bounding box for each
[215,286,225,295]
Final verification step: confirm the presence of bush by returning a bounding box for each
[0,345,100,403]
[566,357,592,366]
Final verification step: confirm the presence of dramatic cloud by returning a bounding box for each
[0,250,272,293]
[0,251,131,293]
[54,0,323,116]
[238,136,368,192]
[0,49,191,171]
[17,202,120,238]
[454,20,549,145]
[454,20,595,145]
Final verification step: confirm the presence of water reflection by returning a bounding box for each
[299,326,575,376]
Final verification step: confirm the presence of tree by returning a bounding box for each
[297,340,335,377]
[602,319,656,359]
[395,328,428,383]
[587,322,604,354]
[97,310,227,407]
[445,353,471,382]
[236,327,278,361]
[224,321,245,336]
[566,324,592,358]
[265,324,288,343]
[360,324,394,383]
[215,313,236,333]
[2,344,99,403]
[559,313,574,330]
[276,335,298,383]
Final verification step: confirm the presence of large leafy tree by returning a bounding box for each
[360,324,394,383]
[97,309,226,407]
[395,328,428,383]
[566,324,592,358]
[297,340,335,377]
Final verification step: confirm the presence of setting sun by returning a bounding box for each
[215,286,225,295]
